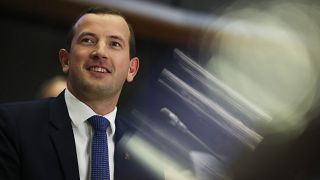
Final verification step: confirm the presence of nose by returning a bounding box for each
[91,42,108,60]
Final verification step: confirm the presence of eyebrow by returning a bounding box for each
[77,32,97,39]
[109,35,125,45]
[77,32,126,45]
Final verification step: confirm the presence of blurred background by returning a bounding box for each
[0,0,233,103]
[1,0,320,179]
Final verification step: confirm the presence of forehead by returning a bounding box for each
[73,13,130,41]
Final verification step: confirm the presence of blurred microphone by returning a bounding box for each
[160,107,188,133]
[160,107,221,159]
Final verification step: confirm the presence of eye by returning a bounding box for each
[80,37,96,45]
[110,41,122,48]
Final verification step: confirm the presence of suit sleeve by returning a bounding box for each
[0,107,21,180]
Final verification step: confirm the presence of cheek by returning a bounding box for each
[113,53,131,70]
[114,62,131,82]
[66,60,83,77]
[74,51,86,60]
[69,50,88,67]
[119,59,131,72]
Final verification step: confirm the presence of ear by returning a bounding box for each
[126,57,140,82]
[59,49,70,74]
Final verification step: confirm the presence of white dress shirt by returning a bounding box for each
[64,89,116,180]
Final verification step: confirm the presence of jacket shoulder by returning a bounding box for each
[0,98,54,119]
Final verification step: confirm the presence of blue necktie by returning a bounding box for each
[88,115,110,180]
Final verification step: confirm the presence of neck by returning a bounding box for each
[84,99,117,115]
[67,86,120,115]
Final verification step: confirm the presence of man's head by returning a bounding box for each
[66,7,136,59]
[59,7,139,109]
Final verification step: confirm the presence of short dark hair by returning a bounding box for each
[66,7,136,58]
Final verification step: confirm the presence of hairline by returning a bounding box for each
[66,9,136,58]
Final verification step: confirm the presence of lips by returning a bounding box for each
[88,66,111,73]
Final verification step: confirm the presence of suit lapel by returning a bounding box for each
[114,115,132,179]
[49,92,80,180]
[113,115,164,180]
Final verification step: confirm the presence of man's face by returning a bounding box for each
[59,14,139,102]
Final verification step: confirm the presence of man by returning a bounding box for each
[0,7,160,180]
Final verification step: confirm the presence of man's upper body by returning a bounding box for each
[0,7,163,180]
[0,90,162,180]
[65,89,117,180]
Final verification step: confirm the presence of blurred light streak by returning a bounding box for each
[203,0,320,134]
[130,109,231,179]
[131,109,192,157]
[119,134,195,180]
[190,151,230,180]
[66,0,218,28]
[160,107,224,159]
[158,68,262,149]
[174,49,272,124]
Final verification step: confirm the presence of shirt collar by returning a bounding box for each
[64,89,117,134]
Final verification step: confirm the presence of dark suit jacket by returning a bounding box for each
[0,92,162,180]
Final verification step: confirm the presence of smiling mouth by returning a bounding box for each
[89,66,110,73]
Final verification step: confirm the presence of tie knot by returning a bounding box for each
[87,115,110,132]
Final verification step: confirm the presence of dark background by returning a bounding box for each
[0,0,208,103]
[2,1,320,179]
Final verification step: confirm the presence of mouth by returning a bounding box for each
[88,66,111,73]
